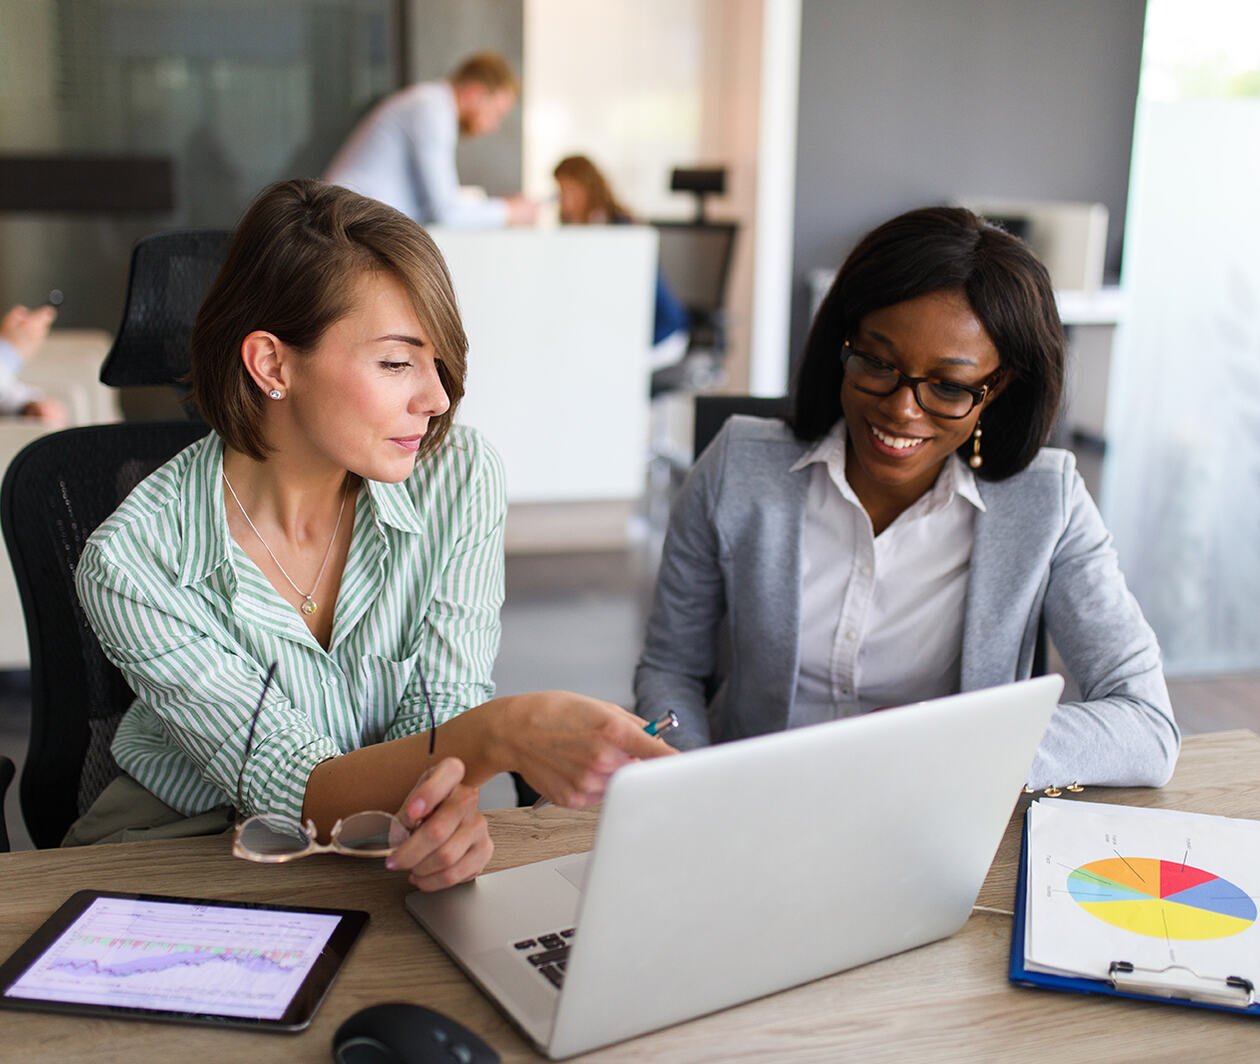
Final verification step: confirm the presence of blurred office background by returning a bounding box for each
[1,0,1258,847]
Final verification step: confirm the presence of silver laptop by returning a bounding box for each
[406,675,1062,1059]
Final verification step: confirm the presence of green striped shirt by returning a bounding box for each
[75,425,506,822]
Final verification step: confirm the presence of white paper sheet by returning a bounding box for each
[1024,799,1260,988]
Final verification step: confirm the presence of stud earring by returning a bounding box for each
[268,389,283,400]
[969,423,983,469]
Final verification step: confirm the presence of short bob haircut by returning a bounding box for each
[791,206,1065,481]
[190,178,466,462]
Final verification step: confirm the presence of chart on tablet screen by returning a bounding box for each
[5,898,340,1018]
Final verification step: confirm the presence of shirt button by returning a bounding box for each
[859,564,871,576]
[845,630,857,641]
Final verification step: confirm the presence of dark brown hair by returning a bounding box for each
[190,178,466,461]
[553,155,632,224]
[791,206,1065,480]
[449,51,520,95]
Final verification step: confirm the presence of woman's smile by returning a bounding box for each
[867,422,931,455]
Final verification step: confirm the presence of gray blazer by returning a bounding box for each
[634,417,1179,788]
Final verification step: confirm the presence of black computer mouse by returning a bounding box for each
[332,1002,500,1064]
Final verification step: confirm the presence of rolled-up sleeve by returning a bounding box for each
[76,541,341,820]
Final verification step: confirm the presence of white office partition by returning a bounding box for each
[1102,99,1260,674]
[431,225,656,504]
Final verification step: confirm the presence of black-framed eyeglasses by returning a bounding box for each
[230,660,436,863]
[840,342,998,419]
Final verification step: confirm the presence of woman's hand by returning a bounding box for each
[497,691,676,809]
[386,757,493,891]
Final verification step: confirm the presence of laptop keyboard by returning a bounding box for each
[513,927,576,989]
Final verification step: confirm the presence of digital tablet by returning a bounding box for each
[0,889,368,1031]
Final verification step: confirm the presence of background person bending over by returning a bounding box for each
[326,51,536,228]
[69,179,670,885]
[635,206,1179,790]
[0,302,69,426]
[554,154,689,349]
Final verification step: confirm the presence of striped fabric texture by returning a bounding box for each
[75,425,506,822]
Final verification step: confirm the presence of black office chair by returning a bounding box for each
[99,228,231,391]
[0,421,209,847]
[649,220,739,398]
[693,394,792,461]
[0,754,14,852]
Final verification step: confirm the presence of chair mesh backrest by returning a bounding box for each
[98,229,231,388]
[0,422,208,847]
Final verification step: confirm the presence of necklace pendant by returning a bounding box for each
[301,598,318,616]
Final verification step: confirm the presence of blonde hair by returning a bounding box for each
[190,179,467,462]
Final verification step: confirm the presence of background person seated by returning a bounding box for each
[635,206,1179,790]
[553,154,689,358]
[0,303,69,427]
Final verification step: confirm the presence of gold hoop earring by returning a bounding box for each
[969,423,983,469]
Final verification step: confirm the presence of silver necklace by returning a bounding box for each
[222,471,351,617]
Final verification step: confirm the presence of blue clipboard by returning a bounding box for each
[1008,807,1260,1016]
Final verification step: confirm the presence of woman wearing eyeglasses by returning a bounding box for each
[69,179,671,884]
[635,206,1178,788]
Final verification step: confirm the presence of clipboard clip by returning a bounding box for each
[1108,961,1256,1009]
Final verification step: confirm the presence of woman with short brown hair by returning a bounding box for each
[72,179,671,886]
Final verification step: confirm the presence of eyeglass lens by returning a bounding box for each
[843,347,982,418]
[236,811,409,858]
[237,813,313,857]
[335,811,411,853]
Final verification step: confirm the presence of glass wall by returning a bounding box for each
[1103,0,1260,675]
[0,0,396,330]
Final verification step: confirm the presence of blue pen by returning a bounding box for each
[531,711,679,810]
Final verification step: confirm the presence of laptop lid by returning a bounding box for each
[413,675,1062,1058]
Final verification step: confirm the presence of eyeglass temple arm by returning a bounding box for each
[234,661,279,813]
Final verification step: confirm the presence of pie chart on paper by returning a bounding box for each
[1067,858,1257,940]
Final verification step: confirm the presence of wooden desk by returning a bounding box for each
[4,731,1259,1062]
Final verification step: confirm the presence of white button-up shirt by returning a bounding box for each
[788,427,985,725]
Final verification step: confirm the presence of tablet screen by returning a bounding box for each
[0,890,368,1030]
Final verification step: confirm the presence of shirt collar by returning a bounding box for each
[177,433,233,588]
[788,421,986,513]
[362,474,426,536]
[175,437,426,590]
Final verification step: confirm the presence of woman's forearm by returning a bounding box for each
[301,690,669,832]
[301,696,521,831]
